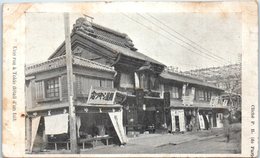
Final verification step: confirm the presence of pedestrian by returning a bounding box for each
[223,111,231,143]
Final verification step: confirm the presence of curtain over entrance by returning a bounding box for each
[30,116,41,152]
[44,114,68,135]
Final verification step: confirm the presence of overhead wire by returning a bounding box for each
[142,47,202,70]
[146,13,231,64]
[121,13,225,65]
[137,13,230,64]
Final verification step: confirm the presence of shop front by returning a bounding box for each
[167,105,228,133]
[27,86,128,152]
[198,108,226,129]
[122,91,166,136]
[76,86,128,146]
[170,109,186,132]
[167,107,198,133]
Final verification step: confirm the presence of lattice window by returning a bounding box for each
[45,77,59,98]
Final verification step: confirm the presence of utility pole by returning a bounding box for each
[64,13,78,154]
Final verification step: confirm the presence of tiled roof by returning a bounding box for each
[25,55,115,76]
[84,32,165,66]
[91,22,128,39]
[160,71,223,90]
[49,17,165,66]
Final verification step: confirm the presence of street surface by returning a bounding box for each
[40,123,241,154]
[82,123,241,154]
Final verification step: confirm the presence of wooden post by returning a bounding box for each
[195,108,200,131]
[64,13,78,154]
[25,116,31,152]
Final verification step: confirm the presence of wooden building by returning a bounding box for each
[160,70,227,132]
[25,55,124,152]
[25,17,228,152]
[47,17,166,136]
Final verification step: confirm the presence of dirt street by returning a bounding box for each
[80,123,241,154]
[39,123,241,154]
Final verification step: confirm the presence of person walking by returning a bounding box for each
[223,110,231,143]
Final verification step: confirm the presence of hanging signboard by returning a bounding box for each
[223,99,228,106]
[87,86,117,105]
[182,96,194,105]
[213,97,219,106]
[210,96,220,106]
[182,84,186,96]
[198,115,205,129]
[209,97,215,106]
[134,73,140,88]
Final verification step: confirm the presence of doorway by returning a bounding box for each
[175,116,180,132]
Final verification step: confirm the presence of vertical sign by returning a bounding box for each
[223,100,228,106]
[198,115,205,129]
[182,84,186,97]
[164,92,170,107]
[134,73,140,88]
[191,87,195,99]
[64,13,78,153]
[136,89,144,107]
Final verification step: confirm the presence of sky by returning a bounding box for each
[25,11,242,71]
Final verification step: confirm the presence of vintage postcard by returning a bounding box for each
[2,1,258,157]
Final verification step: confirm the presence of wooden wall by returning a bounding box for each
[26,66,115,111]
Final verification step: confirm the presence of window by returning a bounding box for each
[76,75,113,97]
[204,91,207,101]
[120,72,134,88]
[172,87,179,98]
[139,73,148,89]
[198,90,204,101]
[196,90,212,101]
[101,79,113,88]
[207,91,211,101]
[164,85,180,99]
[45,78,59,98]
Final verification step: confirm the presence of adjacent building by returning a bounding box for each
[183,64,242,117]
[160,70,226,133]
